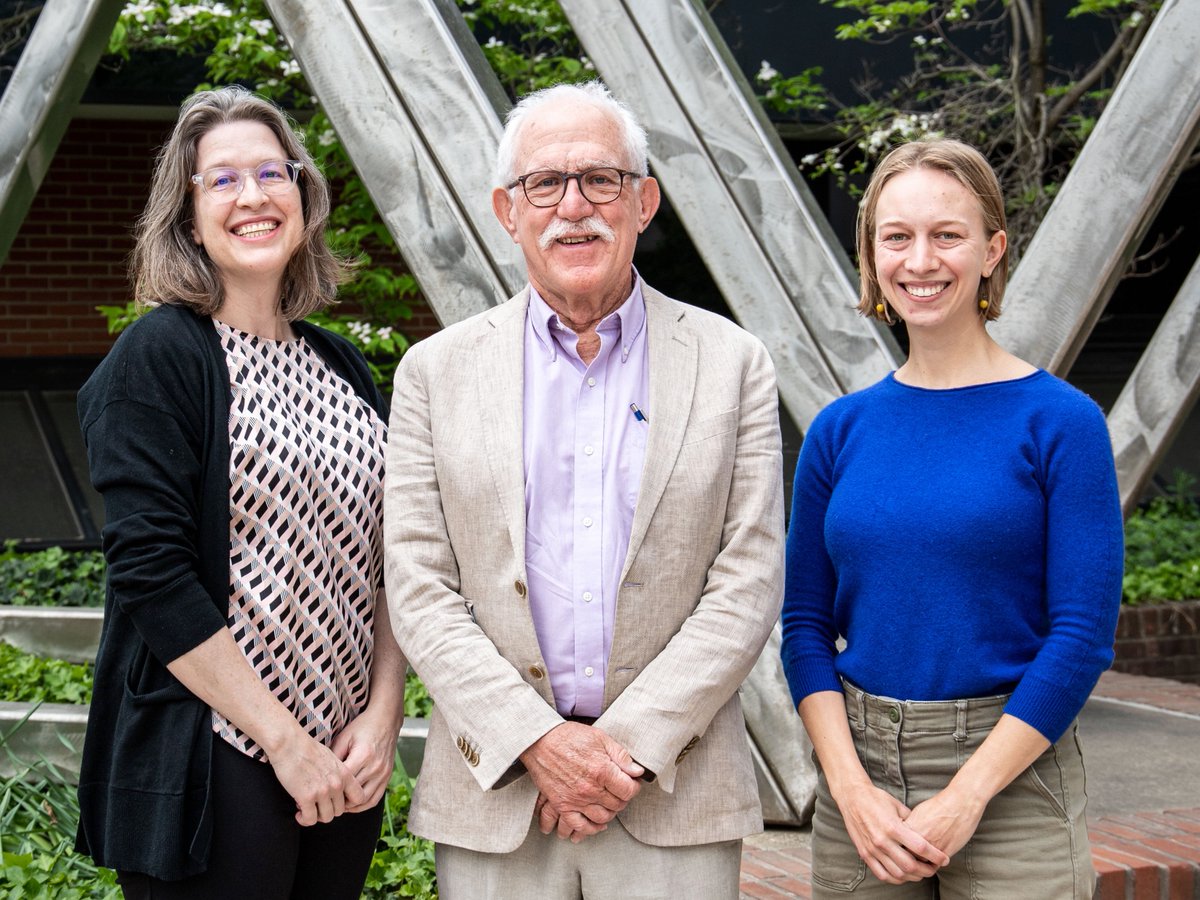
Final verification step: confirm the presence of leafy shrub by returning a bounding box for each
[362,759,437,899]
[1123,472,1200,604]
[0,737,120,899]
[0,644,93,705]
[0,545,105,608]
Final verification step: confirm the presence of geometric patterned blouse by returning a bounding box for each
[212,320,387,761]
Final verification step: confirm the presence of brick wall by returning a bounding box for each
[0,114,439,360]
[0,117,169,357]
[1112,600,1200,685]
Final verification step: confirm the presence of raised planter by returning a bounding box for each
[0,606,103,663]
[0,701,430,782]
[1113,599,1200,685]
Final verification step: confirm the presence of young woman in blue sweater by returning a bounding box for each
[781,139,1123,898]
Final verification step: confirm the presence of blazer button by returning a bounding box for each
[468,750,480,767]
[675,735,700,766]
[514,580,527,597]
[528,665,545,679]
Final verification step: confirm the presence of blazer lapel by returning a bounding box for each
[621,287,697,581]
[474,290,530,566]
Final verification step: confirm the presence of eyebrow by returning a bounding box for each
[876,217,972,230]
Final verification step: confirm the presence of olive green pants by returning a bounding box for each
[811,682,1095,899]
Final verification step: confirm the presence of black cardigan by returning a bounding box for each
[74,304,386,880]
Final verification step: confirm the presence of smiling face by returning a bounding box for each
[872,166,1006,334]
[491,98,660,315]
[190,119,305,302]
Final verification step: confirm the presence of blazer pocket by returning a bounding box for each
[682,406,739,446]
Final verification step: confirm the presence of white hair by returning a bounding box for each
[495,80,650,187]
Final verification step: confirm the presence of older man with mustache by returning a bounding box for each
[384,80,785,899]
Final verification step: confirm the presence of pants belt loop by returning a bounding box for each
[954,699,968,742]
[855,686,867,735]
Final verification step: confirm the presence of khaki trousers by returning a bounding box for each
[811,682,1096,899]
[436,817,743,900]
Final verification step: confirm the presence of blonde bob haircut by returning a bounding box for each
[131,86,350,321]
[856,138,1009,324]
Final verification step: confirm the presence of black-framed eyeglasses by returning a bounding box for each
[510,167,637,207]
[191,159,304,199]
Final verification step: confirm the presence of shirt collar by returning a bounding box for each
[528,269,647,364]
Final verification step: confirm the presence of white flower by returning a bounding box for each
[376,327,394,341]
[484,36,504,48]
[249,17,273,36]
[756,60,779,83]
[317,128,337,147]
[280,58,300,77]
[801,154,818,166]
[913,34,927,46]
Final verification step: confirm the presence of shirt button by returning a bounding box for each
[888,707,900,723]
[583,445,594,456]
[514,580,527,597]
[587,377,596,387]
[582,591,593,602]
[584,666,594,677]
[528,665,545,679]
[582,516,593,527]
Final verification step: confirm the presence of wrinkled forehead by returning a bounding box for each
[514,100,627,172]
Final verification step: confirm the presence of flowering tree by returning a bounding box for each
[754,0,1168,259]
[102,0,593,387]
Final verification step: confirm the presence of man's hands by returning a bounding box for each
[519,722,644,843]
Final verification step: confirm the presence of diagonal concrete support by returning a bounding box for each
[0,0,125,266]
[263,0,524,325]
[994,0,1200,377]
[1109,252,1200,513]
[992,0,1200,506]
[556,0,900,432]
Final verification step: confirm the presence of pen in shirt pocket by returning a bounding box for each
[629,402,648,424]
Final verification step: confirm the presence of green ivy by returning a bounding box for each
[1122,472,1200,604]
[0,545,105,609]
[362,759,437,899]
[0,644,94,705]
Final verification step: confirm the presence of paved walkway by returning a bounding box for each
[739,670,1200,899]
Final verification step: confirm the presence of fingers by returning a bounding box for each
[555,810,605,842]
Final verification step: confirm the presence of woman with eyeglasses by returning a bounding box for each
[75,86,406,899]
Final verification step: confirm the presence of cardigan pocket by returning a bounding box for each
[113,642,208,794]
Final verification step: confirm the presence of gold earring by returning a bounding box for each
[875,302,885,316]
[979,298,989,311]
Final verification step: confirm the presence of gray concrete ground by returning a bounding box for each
[1078,694,1200,819]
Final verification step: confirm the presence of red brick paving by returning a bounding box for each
[740,673,1200,899]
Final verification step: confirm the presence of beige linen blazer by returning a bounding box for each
[384,285,784,853]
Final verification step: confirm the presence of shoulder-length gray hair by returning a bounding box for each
[131,86,350,321]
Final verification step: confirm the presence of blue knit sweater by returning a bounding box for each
[780,370,1123,743]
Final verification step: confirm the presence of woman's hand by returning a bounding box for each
[902,785,986,861]
[833,780,947,884]
[269,731,368,826]
[332,703,404,812]
[903,713,1051,861]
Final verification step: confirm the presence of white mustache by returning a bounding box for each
[538,216,616,250]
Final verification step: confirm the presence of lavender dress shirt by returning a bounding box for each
[522,278,650,717]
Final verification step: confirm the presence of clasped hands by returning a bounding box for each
[519,722,645,843]
[838,781,986,885]
[273,708,401,827]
